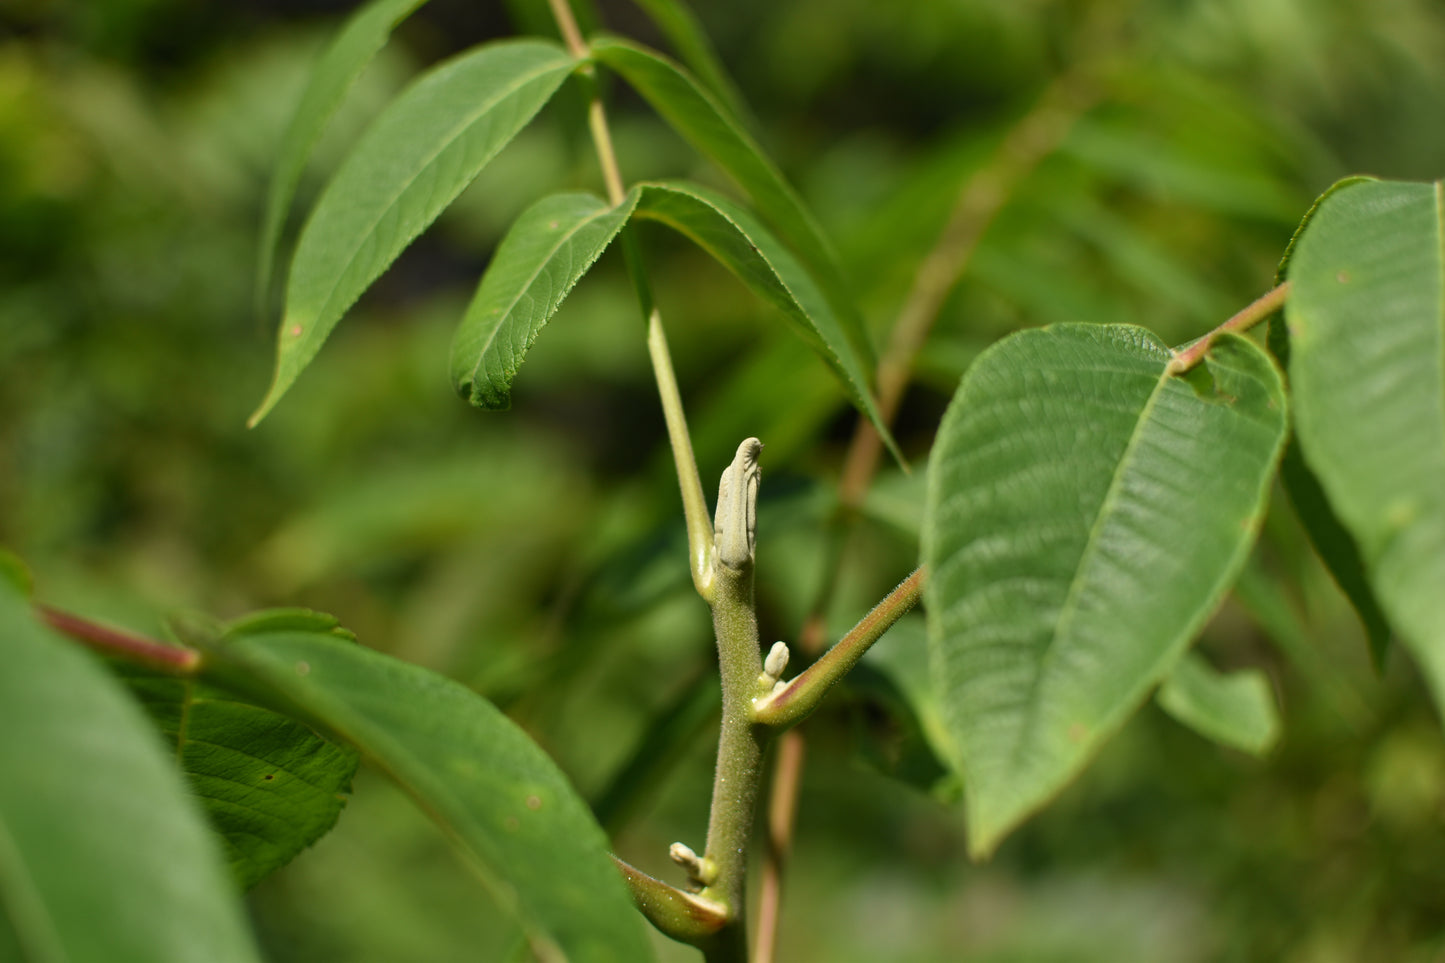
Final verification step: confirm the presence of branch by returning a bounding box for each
[1166,282,1291,375]
[752,567,925,729]
[39,606,201,675]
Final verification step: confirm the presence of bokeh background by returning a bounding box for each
[3,0,1445,959]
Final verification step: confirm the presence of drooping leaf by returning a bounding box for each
[923,325,1286,857]
[450,191,638,409]
[1156,651,1281,757]
[251,40,578,427]
[1283,177,1445,712]
[108,651,360,890]
[589,37,875,370]
[197,616,654,962]
[0,584,262,963]
[255,0,429,316]
[631,180,898,457]
[625,0,748,124]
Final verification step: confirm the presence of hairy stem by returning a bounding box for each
[1166,282,1291,374]
[752,567,925,729]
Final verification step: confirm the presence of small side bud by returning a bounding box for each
[714,438,762,571]
[669,842,716,889]
[764,641,790,680]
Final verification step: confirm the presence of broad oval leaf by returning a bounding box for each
[0,585,261,963]
[590,37,875,370]
[198,616,655,962]
[1156,651,1281,757]
[255,0,430,316]
[251,39,578,427]
[450,191,638,409]
[631,181,898,458]
[1284,178,1445,710]
[923,325,1286,857]
[109,657,359,890]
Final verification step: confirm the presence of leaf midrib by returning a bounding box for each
[297,50,571,335]
[1003,356,1172,778]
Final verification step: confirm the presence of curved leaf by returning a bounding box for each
[631,180,898,457]
[251,39,578,427]
[450,191,637,409]
[1284,178,1445,710]
[923,325,1286,857]
[255,0,429,315]
[1157,652,1281,757]
[590,37,874,369]
[625,0,748,124]
[109,659,359,890]
[198,616,654,962]
[0,585,261,963]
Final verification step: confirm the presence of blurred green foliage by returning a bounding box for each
[3,0,1445,959]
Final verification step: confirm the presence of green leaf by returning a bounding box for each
[255,0,429,317]
[1156,652,1281,757]
[0,549,31,596]
[107,658,359,890]
[590,37,875,370]
[1266,314,1391,668]
[923,325,1286,857]
[198,617,655,962]
[450,191,637,409]
[631,180,898,458]
[625,0,749,124]
[251,39,578,427]
[1283,178,1445,712]
[0,584,261,963]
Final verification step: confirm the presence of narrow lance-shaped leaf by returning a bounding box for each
[590,37,875,371]
[251,39,578,427]
[924,325,1286,858]
[450,191,638,409]
[109,618,360,889]
[255,0,430,316]
[197,614,655,963]
[625,0,749,124]
[1284,178,1445,712]
[630,180,899,459]
[1156,651,1281,757]
[0,584,262,963]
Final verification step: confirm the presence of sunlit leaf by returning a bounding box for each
[109,650,360,890]
[590,37,874,369]
[1157,651,1281,757]
[199,615,654,962]
[1284,177,1445,713]
[450,191,637,410]
[0,584,261,963]
[631,180,898,457]
[923,325,1286,857]
[251,40,578,426]
[255,0,429,316]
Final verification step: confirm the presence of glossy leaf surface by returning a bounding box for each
[252,39,577,425]
[450,191,637,409]
[200,615,654,962]
[590,37,873,367]
[1157,652,1281,757]
[1284,178,1445,710]
[255,0,428,313]
[109,657,359,890]
[0,585,261,963]
[924,325,1286,856]
[632,180,896,455]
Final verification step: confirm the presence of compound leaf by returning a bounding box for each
[1283,178,1445,712]
[450,191,637,409]
[1157,651,1281,757]
[0,584,261,963]
[256,0,430,315]
[198,616,654,962]
[923,325,1286,857]
[251,39,578,426]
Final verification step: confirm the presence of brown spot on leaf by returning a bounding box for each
[504,816,520,832]
[288,324,303,337]
[525,794,542,811]
[1068,723,1088,743]
[1336,270,1351,284]
[295,661,310,676]
[264,773,275,781]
